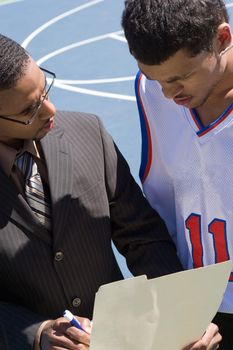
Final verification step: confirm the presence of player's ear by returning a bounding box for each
[216,23,232,55]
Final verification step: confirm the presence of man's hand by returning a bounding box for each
[40,315,92,350]
[182,323,221,350]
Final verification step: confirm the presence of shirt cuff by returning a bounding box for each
[33,320,54,350]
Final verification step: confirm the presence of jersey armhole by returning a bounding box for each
[135,71,152,183]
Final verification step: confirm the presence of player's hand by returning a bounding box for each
[182,323,221,350]
[40,315,92,349]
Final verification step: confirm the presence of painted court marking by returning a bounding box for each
[0,0,22,5]
[21,0,233,102]
[21,0,136,102]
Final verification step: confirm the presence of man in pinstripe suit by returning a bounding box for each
[0,34,220,350]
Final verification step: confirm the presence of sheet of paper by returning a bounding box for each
[90,260,232,350]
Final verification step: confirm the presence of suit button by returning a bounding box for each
[54,251,64,261]
[72,297,81,307]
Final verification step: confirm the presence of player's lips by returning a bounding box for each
[173,96,192,106]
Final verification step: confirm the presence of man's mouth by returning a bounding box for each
[173,96,192,106]
[43,117,54,130]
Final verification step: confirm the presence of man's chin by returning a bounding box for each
[33,130,50,141]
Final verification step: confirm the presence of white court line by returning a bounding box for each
[36,30,123,66]
[55,76,135,85]
[55,81,136,102]
[109,33,127,43]
[22,0,135,101]
[36,30,135,96]
[21,0,103,48]
[0,0,22,5]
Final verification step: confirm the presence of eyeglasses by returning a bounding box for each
[0,67,56,125]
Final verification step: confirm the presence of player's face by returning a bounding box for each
[0,58,56,148]
[138,48,225,109]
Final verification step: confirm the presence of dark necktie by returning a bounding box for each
[15,152,51,230]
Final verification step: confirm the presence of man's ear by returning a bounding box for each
[216,23,232,53]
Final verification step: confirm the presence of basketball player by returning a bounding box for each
[122,0,233,348]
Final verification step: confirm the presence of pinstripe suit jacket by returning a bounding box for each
[0,111,182,349]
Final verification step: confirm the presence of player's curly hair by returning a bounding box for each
[0,34,30,89]
[122,0,229,65]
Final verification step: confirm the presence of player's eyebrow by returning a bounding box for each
[140,67,195,83]
[165,75,185,83]
[141,69,189,82]
[165,71,193,83]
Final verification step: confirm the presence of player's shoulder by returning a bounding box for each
[135,71,163,100]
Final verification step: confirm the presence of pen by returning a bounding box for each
[63,309,88,333]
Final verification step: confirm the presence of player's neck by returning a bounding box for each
[195,68,233,127]
[195,96,233,127]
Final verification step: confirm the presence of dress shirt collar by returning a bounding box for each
[0,140,37,176]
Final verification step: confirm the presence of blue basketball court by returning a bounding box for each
[1,0,233,277]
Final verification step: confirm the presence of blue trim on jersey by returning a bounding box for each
[135,71,149,182]
[190,108,203,130]
[192,100,233,136]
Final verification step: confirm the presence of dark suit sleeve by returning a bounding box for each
[98,118,183,278]
[0,302,45,349]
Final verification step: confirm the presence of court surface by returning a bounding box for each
[1,0,233,277]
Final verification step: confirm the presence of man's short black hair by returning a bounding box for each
[0,34,30,89]
[122,0,229,65]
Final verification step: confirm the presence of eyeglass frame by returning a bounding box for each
[0,67,56,125]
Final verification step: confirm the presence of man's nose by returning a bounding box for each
[162,83,183,99]
[40,98,56,119]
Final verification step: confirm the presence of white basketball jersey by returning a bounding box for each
[135,71,233,313]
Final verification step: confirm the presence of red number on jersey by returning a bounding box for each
[185,214,229,267]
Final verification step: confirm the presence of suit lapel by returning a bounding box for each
[41,124,73,248]
[0,121,74,246]
[0,169,52,244]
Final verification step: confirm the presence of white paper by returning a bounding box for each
[90,260,232,350]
